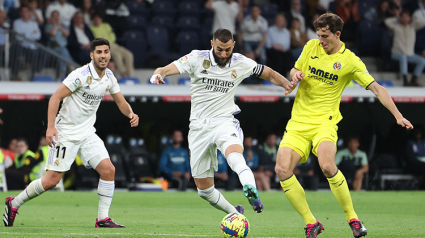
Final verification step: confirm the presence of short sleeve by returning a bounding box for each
[294,40,310,70]
[62,70,81,92]
[108,75,121,94]
[173,50,198,74]
[241,56,263,78]
[352,56,375,89]
[335,151,343,166]
[360,152,368,166]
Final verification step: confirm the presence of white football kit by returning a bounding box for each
[173,49,264,178]
[46,62,120,172]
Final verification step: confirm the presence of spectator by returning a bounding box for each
[0,10,9,67]
[5,138,36,190]
[286,0,306,32]
[385,10,425,86]
[11,5,42,81]
[335,136,369,191]
[239,5,268,65]
[45,10,73,79]
[67,11,94,65]
[257,133,278,191]
[215,150,232,190]
[28,0,43,26]
[91,13,134,78]
[290,18,309,61]
[240,0,252,18]
[243,136,260,186]
[377,0,396,26]
[81,0,94,27]
[3,0,20,13]
[159,130,191,191]
[306,13,320,40]
[336,0,360,42]
[413,0,425,20]
[29,136,50,181]
[306,0,327,19]
[103,0,130,40]
[266,13,291,76]
[45,0,77,28]
[294,155,318,190]
[205,0,242,35]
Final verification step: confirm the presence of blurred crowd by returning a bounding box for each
[1,0,425,85]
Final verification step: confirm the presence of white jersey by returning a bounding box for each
[173,49,264,121]
[56,61,120,141]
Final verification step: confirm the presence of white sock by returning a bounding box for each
[227,152,256,188]
[12,178,45,209]
[198,185,237,213]
[97,179,115,220]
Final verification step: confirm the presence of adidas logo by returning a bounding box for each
[201,70,208,74]
[231,133,237,137]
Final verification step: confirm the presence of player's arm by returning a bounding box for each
[111,92,139,127]
[260,66,295,96]
[368,82,413,129]
[150,63,181,85]
[46,84,72,147]
[204,0,214,9]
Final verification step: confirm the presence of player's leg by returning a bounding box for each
[80,134,124,228]
[194,173,242,214]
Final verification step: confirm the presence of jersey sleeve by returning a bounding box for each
[243,56,264,77]
[173,50,198,74]
[294,40,311,71]
[62,70,82,92]
[108,75,121,94]
[352,56,375,89]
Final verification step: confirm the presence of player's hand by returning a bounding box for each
[397,117,413,130]
[46,127,58,147]
[129,113,139,127]
[292,71,305,82]
[150,74,165,85]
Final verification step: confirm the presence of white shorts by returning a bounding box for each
[46,133,110,172]
[188,117,243,178]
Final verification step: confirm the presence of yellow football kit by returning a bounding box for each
[280,39,375,162]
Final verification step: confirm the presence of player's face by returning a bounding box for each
[90,45,111,71]
[211,39,234,67]
[317,27,341,54]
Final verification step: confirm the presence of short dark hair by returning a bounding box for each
[16,137,28,145]
[213,28,233,43]
[90,38,110,52]
[313,13,344,34]
[91,12,103,20]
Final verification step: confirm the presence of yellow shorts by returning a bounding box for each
[279,120,338,163]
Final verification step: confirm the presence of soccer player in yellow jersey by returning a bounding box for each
[275,13,414,238]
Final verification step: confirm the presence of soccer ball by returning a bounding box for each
[220,212,250,238]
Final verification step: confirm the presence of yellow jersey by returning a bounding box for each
[292,39,375,125]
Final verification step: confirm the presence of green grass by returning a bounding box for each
[0,190,423,237]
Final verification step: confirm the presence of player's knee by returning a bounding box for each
[197,186,214,200]
[320,162,337,177]
[275,163,291,177]
[100,165,115,178]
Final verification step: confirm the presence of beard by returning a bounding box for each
[212,50,233,67]
[93,57,108,71]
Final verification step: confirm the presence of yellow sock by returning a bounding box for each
[327,170,358,222]
[280,175,316,225]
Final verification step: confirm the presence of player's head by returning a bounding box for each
[211,28,235,67]
[313,13,344,54]
[90,38,110,71]
[16,138,29,155]
[172,130,184,145]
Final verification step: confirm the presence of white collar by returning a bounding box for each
[88,61,109,80]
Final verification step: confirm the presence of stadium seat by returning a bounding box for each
[33,76,55,82]
[358,20,382,56]
[121,30,147,67]
[127,15,147,31]
[178,1,201,17]
[147,77,169,84]
[263,79,273,85]
[178,77,191,85]
[176,17,201,31]
[119,77,140,84]
[146,26,170,57]
[150,16,176,37]
[260,3,278,20]
[152,1,176,18]
[176,31,201,55]
[127,0,149,16]
[376,80,394,87]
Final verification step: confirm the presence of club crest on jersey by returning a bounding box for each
[87,76,92,85]
[333,62,342,71]
[179,55,188,63]
[105,85,110,93]
[231,70,237,79]
[75,78,81,85]
[54,159,59,166]
[203,60,210,69]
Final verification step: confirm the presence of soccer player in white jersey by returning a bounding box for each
[3,38,139,228]
[150,29,296,214]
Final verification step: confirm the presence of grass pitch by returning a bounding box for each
[0,190,423,237]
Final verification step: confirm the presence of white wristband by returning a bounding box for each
[150,74,163,84]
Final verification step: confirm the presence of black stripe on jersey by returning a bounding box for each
[253,64,264,77]
[365,80,375,90]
